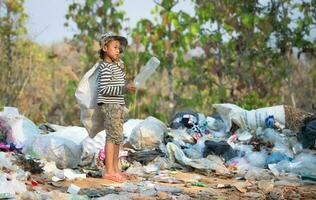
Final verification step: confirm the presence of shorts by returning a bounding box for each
[100,103,124,145]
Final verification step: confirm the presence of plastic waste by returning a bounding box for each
[0,107,40,153]
[261,128,284,144]
[246,150,268,168]
[0,152,17,170]
[0,116,13,142]
[270,152,316,177]
[203,140,239,161]
[80,131,106,167]
[245,167,273,180]
[164,129,195,146]
[206,116,226,132]
[127,149,164,165]
[265,115,275,128]
[134,57,160,89]
[49,125,89,145]
[297,116,316,149]
[75,62,99,109]
[128,116,167,150]
[0,172,27,194]
[213,103,285,131]
[67,184,81,194]
[75,62,105,138]
[265,152,292,166]
[32,135,82,169]
[237,130,253,142]
[155,184,183,193]
[272,142,293,158]
[166,142,229,174]
[123,119,143,141]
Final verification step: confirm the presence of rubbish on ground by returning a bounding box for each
[0,193,15,199]
[297,116,316,149]
[258,180,274,192]
[128,116,167,150]
[0,172,27,194]
[245,167,273,181]
[80,131,106,167]
[203,140,238,161]
[192,182,207,187]
[67,183,81,194]
[13,153,44,174]
[167,142,229,174]
[31,134,82,169]
[123,119,143,141]
[265,152,292,166]
[213,103,285,132]
[0,107,40,153]
[126,149,164,165]
[0,116,13,143]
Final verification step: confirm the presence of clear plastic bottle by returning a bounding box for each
[134,57,160,89]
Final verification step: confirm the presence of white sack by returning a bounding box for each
[75,62,104,138]
[213,103,285,131]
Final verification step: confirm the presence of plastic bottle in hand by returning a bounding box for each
[134,57,160,89]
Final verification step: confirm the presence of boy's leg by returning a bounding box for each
[101,104,126,182]
[105,142,115,174]
[113,144,120,173]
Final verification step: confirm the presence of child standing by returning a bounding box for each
[97,33,136,182]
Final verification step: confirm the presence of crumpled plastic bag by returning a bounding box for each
[128,116,167,150]
[0,107,40,153]
[31,135,82,169]
[166,142,229,174]
[79,131,106,166]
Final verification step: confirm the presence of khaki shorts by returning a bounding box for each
[100,103,124,145]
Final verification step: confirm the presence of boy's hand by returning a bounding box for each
[126,82,136,93]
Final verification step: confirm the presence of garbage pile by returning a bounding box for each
[0,104,315,199]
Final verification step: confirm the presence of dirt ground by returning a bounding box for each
[27,170,316,200]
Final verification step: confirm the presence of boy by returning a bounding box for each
[97,33,136,182]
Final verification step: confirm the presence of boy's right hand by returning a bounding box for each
[126,82,136,93]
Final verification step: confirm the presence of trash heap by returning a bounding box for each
[0,104,315,199]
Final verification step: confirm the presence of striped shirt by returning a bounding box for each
[97,61,126,105]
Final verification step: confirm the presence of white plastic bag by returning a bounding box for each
[32,135,82,169]
[0,107,40,153]
[75,62,104,138]
[213,103,285,131]
[75,62,99,109]
[49,125,89,145]
[80,131,106,166]
[128,116,167,150]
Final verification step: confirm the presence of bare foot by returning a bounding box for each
[102,173,127,183]
[120,172,132,180]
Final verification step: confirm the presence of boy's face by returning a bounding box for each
[103,40,121,61]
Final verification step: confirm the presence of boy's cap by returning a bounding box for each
[99,32,128,48]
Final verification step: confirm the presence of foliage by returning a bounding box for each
[0,0,28,106]
[0,0,315,126]
[65,0,126,68]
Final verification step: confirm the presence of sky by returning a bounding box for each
[24,0,194,45]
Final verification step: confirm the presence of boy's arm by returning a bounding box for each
[98,64,126,96]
